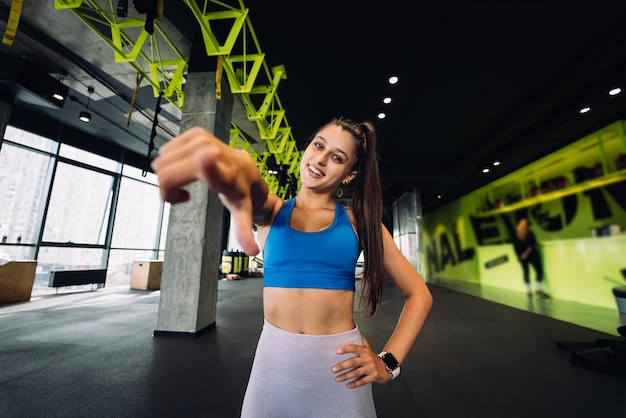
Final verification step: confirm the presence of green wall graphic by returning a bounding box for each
[422,121,626,310]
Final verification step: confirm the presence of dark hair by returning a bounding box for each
[309,117,384,316]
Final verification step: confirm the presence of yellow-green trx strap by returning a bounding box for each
[2,0,23,46]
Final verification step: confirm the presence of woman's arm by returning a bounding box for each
[520,246,532,260]
[151,127,278,255]
[332,224,433,388]
[379,224,433,365]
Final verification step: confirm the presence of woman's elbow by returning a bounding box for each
[422,290,434,312]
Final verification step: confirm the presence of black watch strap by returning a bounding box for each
[378,351,400,380]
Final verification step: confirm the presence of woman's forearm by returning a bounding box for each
[383,288,433,365]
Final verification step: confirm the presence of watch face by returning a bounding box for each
[382,352,399,370]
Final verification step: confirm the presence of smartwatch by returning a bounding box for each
[378,351,400,380]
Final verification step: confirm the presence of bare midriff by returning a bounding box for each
[263,287,356,335]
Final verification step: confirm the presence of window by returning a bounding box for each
[4,125,57,153]
[1,124,169,294]
[0,144,51,247]
[59,143,119,171]
[112,176,162,248]
[42,162,114,245]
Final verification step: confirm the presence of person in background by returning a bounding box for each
[152,117,433,417]
[512,218,548,298]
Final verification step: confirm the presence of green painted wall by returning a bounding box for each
[421,122,626,310]
[422,196,480,285]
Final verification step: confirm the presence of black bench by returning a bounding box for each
[49,269,107,291]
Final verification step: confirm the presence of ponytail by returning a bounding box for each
[329,118,384,316]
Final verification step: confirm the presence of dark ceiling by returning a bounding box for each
[2,1,626,214]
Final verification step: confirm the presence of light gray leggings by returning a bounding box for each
[240,320,377,417]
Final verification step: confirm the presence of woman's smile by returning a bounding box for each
[306,164,323,178]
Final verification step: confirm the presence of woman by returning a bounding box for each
[152,117,433,417]
[512,218,548,298]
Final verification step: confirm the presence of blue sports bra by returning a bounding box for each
[263,198,359,291]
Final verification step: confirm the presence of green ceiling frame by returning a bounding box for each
[229,122,302,196]
[54,0,83,8]
[53,0,187,109]
[54,0,299,198]
[229,123,264,165]
[183,2,294,146]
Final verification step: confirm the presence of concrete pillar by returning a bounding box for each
[392,190,423,274]
[154,70,233,337]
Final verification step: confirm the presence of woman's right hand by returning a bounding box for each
[151,127,264,255]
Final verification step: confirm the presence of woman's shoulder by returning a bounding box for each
[256,194,285,228]
[268,195,287,217]
[342,205,389,231]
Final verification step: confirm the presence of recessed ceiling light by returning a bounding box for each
[383,97,392,104]
[52,92,65,101]
[609,87,622,96]
[377,112,386,119]
[493,160,500,166]
[388,76,399,85]
[482,167,490,173]
[579,106,591,114]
